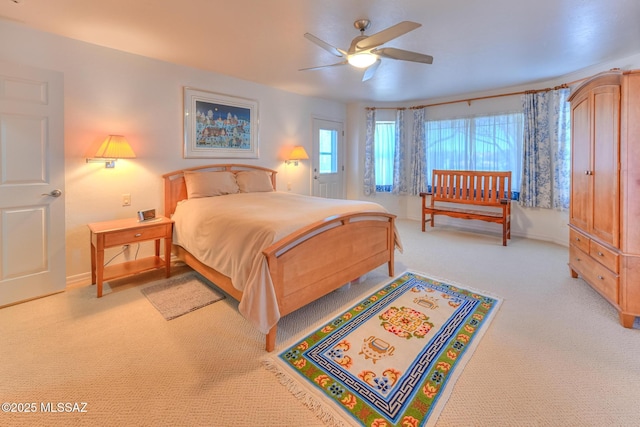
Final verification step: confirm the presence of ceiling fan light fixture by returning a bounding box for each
[348,52,377,68]
[302,20,431,80]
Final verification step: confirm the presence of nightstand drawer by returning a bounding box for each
[103,224,169,247]
[589,240,619,273]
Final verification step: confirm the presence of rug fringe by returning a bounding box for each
[407,269,506,304]
[261,358,349,427]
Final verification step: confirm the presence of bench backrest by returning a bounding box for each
[431,170,512,207]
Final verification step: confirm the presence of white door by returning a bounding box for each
[312,118,344,198]
[0,61,65,307]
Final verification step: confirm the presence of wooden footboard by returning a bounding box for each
[262,211,395,351]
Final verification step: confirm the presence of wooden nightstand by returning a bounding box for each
[88,216,173,297]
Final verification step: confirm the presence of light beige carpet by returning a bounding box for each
[1,219,639,426]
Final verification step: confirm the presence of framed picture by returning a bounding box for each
[183,87,259,158]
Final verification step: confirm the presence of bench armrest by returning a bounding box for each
[419,192,432,197]
[500,198,510,205]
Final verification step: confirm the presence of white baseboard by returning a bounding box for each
[66,272,91,288]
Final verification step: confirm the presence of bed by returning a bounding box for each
[163,164,399,351]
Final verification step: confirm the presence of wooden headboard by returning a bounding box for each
[162,164,278,217]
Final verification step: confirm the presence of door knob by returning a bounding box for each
[42,189,62,197]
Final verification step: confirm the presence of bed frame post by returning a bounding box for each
[266,325,277,352]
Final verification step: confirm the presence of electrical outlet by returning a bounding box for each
[122,193,131,206]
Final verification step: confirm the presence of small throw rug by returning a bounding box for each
[263,271,502,427]
[141,272,225,320]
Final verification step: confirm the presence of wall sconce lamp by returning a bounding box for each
[86,135,136,168]
[285,146,309,166]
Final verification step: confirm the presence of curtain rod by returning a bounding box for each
[365,79,584,111]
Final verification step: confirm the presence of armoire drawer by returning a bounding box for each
[569,228,590,253]
[569,246,619,304]
[589,240,619,273]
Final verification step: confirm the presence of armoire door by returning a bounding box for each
[590,85,620,247]
[570,91,591,232]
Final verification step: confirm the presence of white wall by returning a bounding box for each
[346,52,640,246]
[0,20,347,282]
[3,18,640,281]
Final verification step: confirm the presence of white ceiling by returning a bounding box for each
[2,0,640,103]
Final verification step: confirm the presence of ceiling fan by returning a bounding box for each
[300,19,433,81]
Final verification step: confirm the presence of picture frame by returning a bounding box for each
[183,87,259,159]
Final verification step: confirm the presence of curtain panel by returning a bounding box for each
[392,109,407,194]
[409,107,427,195]
[363,108,376,196]
[520,88,571,210]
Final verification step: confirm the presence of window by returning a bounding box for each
[318,129,338,174]
[374,121,395,192]
[424,113,523,193]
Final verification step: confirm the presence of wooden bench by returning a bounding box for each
[419,170,512,246]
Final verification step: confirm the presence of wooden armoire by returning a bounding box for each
[568,69,640,327]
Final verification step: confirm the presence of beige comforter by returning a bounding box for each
[171,191,398,333]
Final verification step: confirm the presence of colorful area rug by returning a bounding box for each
[141,272,225,320]
[263,271,502,426]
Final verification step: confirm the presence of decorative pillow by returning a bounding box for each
[183,170,239,198]
[235,170,274,193]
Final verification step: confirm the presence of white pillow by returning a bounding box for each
[183,170,239,198]
[235,170,274,193]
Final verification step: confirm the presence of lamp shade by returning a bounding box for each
[289,146,309,160]
[94,135,136,159]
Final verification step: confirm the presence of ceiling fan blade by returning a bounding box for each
[355,21,421,51]
[304,33,347,57]
[362,59,382,81]
[299,61,348,71]
[373,47,433,64]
